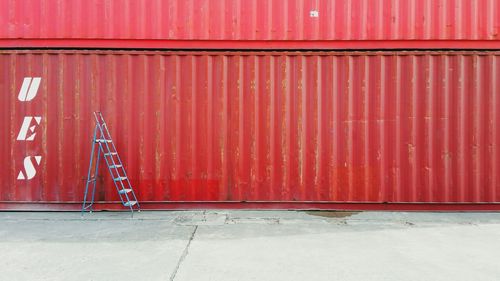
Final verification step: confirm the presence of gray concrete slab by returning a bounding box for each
[2,211,500,281]
[0,214,195,281]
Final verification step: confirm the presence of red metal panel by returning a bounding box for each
[1,50,500,210]
[1,202,500,212]
[1,0,500,49]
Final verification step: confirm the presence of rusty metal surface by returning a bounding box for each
[1,50,499,209]
[1,0,500,49]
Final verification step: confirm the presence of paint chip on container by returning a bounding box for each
[310,10,319,18]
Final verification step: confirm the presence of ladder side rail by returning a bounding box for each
[90,145,102,210]
[111,147,139,208]
[118,166,132,188]
[103,144,120,174]
[100,120,137,206]
[95,125,121,181]
[101,123,130,183]
[105,156,120,182]
[95,111,107,126]
[96,123,122,177]
[86,144,102,212]
[113,156,139,209]
[110,150,140,209]
[127,181,140,209]
[99,142,128,207]
[97,143,128,207]
[99,136,128,199]
[97,118,134,207]
[100,121,113,141]
[119,166,137,194]
[106,158,130,201]
[97,113,115,147]
[101,122,121,163]
[99,116,115,149]
[114,167,131,199]
[93,112,103,126]
[97,111,106,124]
[111,159,136,207]
[118,180,134,206]
[98,122,121,168]
[116,161,139,208]
[82,125,98,215]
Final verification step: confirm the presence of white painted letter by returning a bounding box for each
[18,77,41,102]
[16,116,42,141]
[17,156,42,180]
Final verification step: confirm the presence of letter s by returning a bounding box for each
[17,156,42,180]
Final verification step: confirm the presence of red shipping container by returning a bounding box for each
[1,50,499,211]
[1,0,500,49]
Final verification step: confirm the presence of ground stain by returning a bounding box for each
[304,211,360,218]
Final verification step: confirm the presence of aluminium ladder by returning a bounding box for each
[81,112,140,216]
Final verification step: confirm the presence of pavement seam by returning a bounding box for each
[169,225,198,281]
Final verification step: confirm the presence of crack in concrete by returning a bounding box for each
[169,225,198,281]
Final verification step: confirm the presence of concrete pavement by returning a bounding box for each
[1,211,500,281]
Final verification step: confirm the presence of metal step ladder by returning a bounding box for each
[82,112,140,216]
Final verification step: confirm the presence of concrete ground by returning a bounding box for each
[1,211,500,281]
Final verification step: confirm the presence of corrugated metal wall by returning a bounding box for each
[1,50,499,209]
[1,0,500,48]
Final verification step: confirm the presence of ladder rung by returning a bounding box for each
[124,201,137,207]
[87,178,96,183]
[113,176,127,181]
[119,188,132,194]
[104,152,117,156]
[96,139,112,143]
[109,164,122,168]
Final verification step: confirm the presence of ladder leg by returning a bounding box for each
[82,125,98,216]
[129,188,141,210]
[129,204,134,218]
[89,144,102,212]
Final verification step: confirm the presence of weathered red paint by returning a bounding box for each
[3,39,500,50]
[1,0,500,49]
[1,50,499,210]
[1,202,500,212]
